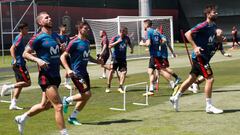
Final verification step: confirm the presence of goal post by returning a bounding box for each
[85,16,174,60]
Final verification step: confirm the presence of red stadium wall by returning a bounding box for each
[1,5,178,28]
[1,5,178,47]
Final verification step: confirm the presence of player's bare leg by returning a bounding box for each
[117,71,127,93]
[45,86,66,130]
[63,91,91,125]
[204,76,223,114]
[106,69,115,93]
[170,74,197,111]
[160,68,175,89]
[143,68,155,96]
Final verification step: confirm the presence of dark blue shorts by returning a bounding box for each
[38,71,61,92]
[71,74,90,94]
[12,64,31,82]
[190,57,213,78]
[112,58,127,72]
[148,57,166,70]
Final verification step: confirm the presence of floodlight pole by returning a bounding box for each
[12,0,34,32]
[10,2,14,43]
[0,0,37,63]
[0,2,4,63]
[33,0,37,34]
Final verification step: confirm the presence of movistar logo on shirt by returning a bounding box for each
[119,44,126,49]
[83,50,90,58]
[50,45,60,55]
[154,36,159,42]
[208,35,215,43]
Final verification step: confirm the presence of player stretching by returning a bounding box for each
[61,21,102,125]
[1,23,31,110]
[15,12,68,135]
[188,29,232,93]
[170,5,223,114]
[105,27,133,93]
[98,30,111,79]
[140,19,174,96]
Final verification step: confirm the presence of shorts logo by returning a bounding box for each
[79,79,87,89]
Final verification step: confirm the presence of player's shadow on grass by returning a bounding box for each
[213,89,240,93]
[223,109,240,113]
[152,93,192,97]
[83,119,142,125]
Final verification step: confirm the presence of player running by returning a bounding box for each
[156,26,181,88]
[1,23,31,110]
[170,5,223,114]
[14,12,68,135]
[98,30,111,79]
[140,19,175,96]
[105,26,133,93]
[52,24,72,89]
[188,29,232,93]
[61,21,102,125]
[231,26,240,49]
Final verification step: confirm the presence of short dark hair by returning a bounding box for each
[204,5,217,17]
[77,21,89,30]
[120,26,128,33]
[18,22,28,30]
[143,19,152,27]
[36,11,48,26]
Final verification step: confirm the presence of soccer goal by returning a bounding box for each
[109,82,149,111]
[85,16,174,60]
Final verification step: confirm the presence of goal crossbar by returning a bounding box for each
[85,16,174,60]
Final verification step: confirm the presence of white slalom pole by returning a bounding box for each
[110,82,149,111]
[123,86,126,110]
[109,86,126,111]
[69,88,73,105]
[133,82,149,106]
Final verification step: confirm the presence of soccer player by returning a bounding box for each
[61,21,102,125]
[169,5,223,114]
[156,26,181,88]
[140,19,174,96]
[231,26,240,49]
[188,29,232,93]
[1,23,31,110]
[98,30,111,79]
[14,12,68,135]
[105,26,133,93]
[52,24,72,89]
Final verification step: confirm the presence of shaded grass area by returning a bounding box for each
[0,59,240,135]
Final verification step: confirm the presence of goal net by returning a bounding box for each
[85,16,174,59]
